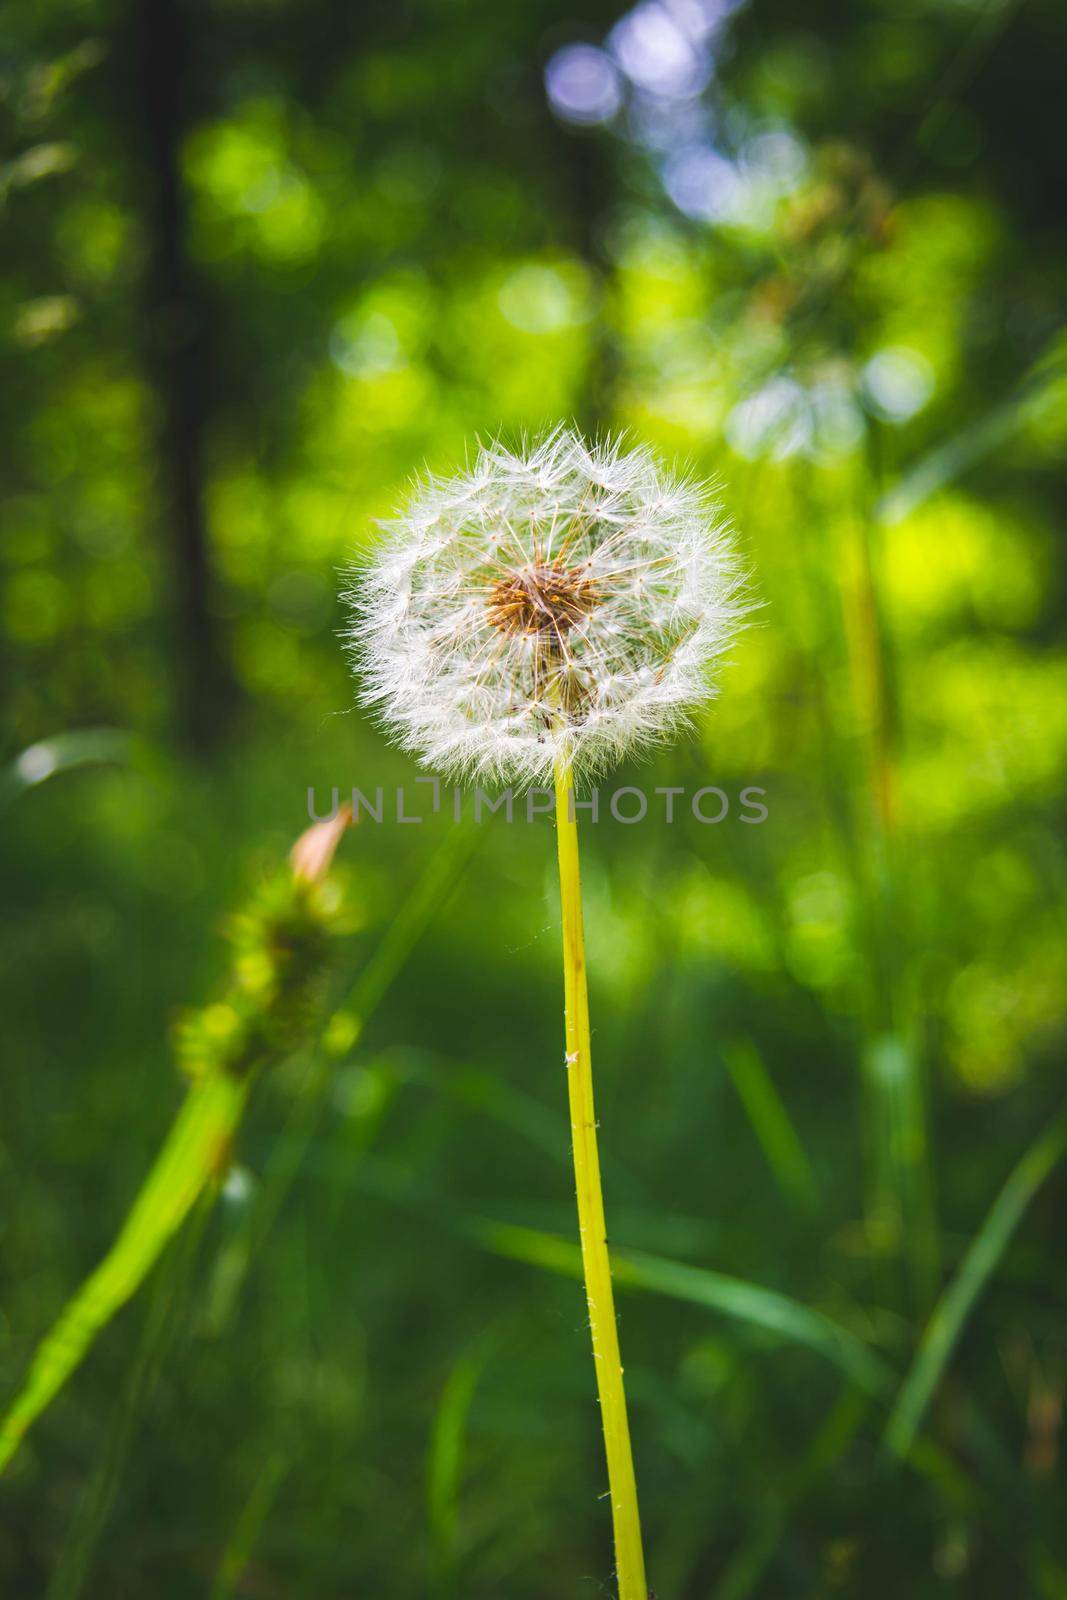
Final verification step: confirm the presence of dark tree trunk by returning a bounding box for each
[133,0,233,751]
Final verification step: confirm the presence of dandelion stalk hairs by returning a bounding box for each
[345,427,742,1600]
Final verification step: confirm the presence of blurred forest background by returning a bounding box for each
[2,0,1067,1595]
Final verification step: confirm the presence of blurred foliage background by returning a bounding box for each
[2,0,1067,1595]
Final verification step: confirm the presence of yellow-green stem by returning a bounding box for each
[554,757,647,1600]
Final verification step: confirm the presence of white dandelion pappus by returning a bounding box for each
[345,427,744,786]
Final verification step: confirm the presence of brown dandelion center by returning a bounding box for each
[486,561,599,638]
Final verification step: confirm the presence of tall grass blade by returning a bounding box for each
[427,1338,492,1598]
[884,1103,1067,1459]
[210,1449,289,1600]
[0,1073,247,1473]
[722,1041,818,1210]
[44,1198,211,1600]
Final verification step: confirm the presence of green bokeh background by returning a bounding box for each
[2,0,1066,1595]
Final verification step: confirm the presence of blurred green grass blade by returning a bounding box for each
[884,1103,1067,1460]
[340,825,478,1029]
[472,1220,892,1397]
[0,1073,247,1473]
[211,1449,289,1600]
[427,1337,492,1598]
[345,1159,889,1394]
[398,1051,575,1167]
[863,1033,941,1312]
[876,394,1029,526]
[45,1198,211,1600]
[392,1052,729,1256]
[722,1042,818,1211]
[713,1385,868,1600]
[875,335,1067,526]
[1,728,132,804]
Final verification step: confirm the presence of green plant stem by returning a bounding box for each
[0,1072,247,1473]
[554,757,647,1600]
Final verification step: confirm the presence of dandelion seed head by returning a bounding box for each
[344,426,745,785]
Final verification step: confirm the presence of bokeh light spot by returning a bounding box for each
[862,347,935,422]
[545,44,621,125]
[609,2,711,97]
[497,264,591,334]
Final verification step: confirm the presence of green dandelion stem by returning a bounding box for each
[555,755,648,1600]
